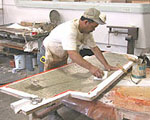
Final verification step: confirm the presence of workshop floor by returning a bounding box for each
[0,54,92,120]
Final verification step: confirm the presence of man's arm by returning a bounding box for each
[67,50,104,78]
[91,46,118,71]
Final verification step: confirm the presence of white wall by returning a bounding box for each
[0,0,2,25]
[0,0,2,9]
[2,0,150,55]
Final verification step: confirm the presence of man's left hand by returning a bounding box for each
[104,64,119,71]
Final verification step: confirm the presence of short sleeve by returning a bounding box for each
[83,33,97,48]
[62,27,78,50]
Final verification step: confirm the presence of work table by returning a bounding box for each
[62,68,150,120]
[0,52,150,120]
[0,22,55,54]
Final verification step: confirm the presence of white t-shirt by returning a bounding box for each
[43,19,97,52]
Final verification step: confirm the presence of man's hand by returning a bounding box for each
[104,64,119,71]
[91,47,119,72]
[89,66,104,78]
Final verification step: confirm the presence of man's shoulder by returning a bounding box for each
[61,19,79,27]
[56,19,79,32]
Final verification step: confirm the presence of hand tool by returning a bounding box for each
[21,96,43,105]
[40,56,46,64]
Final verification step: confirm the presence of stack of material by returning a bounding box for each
[85,0,128,2]
[132,0,150,3]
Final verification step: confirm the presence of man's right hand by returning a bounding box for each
[89,66,104,78]
[67,50,104,78]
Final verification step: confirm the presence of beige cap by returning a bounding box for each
[83,8,106,25]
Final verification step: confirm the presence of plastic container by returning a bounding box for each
[32,57,37,68]
[14,55,25,69]
[132,63,146,79]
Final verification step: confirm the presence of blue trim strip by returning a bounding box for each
[131,74,146,79]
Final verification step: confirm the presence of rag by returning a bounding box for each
[93,71,108,80]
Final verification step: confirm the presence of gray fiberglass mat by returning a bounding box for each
[7,52,129,99]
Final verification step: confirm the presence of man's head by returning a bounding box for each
[83,8,106,25]
[79,8,106,33]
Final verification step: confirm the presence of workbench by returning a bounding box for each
[0,52,150,120]
[0,22,54,54]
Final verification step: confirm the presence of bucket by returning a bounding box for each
[14,55,25,69]
[32,57,37,68]
[131,63,146,79]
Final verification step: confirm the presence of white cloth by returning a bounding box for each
[43,19,97,54]
[7,23,31,30]
[24,41,38,52]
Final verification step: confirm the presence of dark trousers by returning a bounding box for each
[37,46,45,73]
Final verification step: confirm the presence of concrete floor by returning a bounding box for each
[0,54,92,120]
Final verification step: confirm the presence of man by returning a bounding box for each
[39,8,118,120]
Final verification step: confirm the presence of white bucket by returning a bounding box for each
[131,63,146,79]
[32,57,37,68]
[14,55,25,69]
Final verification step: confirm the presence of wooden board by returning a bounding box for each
[108,86,150,113]
[0,39,25,51]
